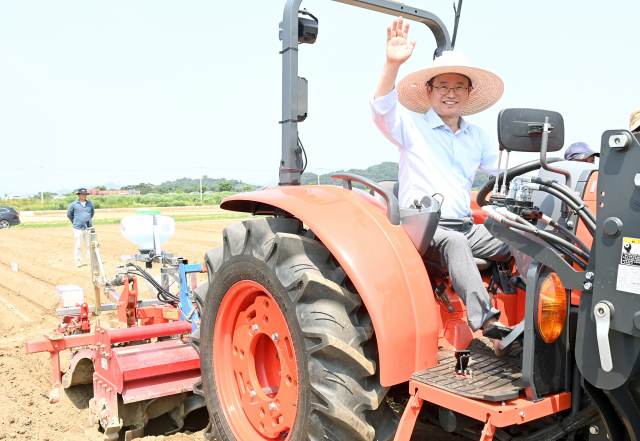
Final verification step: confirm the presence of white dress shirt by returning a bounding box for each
[369,88,500,218]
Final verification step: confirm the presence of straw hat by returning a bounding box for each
[630,109,640,132]
[397,51,504,115]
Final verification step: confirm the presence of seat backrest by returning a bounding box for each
[371,180,399,206]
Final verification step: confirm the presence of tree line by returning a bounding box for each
[119,176,254,195]
[301,162,491,190]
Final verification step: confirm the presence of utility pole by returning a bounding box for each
[317,169,320,186]
[40,166,44,204]
[200,167,203,202]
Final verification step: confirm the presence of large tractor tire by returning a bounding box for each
[190,217,398,441]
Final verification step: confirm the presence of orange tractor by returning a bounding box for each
[188,1,639,440]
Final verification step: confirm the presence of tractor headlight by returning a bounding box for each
[536,272,567,343]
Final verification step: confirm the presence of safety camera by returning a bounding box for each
[298,10,318,44]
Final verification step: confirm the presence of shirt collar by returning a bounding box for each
[425,107,469,133]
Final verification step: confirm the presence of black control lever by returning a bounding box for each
[510,276,527,292]
[434,283,456,313]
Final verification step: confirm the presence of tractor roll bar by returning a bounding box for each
[331,173,401,225]
[333,0,452,56]
[279,0,452,186]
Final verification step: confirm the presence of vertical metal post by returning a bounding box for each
[317,168,320,185]
[40,166,44,204]
[200,167,203,202]
[279,0,304,186]
[90,227,102,315]
[499,150,510,195]
[493,150,503,196]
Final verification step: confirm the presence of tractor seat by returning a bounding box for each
[373,180,493,273]
[424,257,493,274]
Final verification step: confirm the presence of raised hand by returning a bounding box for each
[386,17,417,66]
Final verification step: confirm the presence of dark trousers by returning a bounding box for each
[424,218,510,331]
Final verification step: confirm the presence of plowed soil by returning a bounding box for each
[0,216,459,441]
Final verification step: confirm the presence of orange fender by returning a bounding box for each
[222,185,440,386]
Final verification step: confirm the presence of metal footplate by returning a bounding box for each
[411,341,523,402]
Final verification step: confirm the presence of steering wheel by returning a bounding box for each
[476,157,563,207]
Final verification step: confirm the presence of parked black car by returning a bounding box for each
[0,206,20,229]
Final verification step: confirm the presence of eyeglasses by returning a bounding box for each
[430,85,470,95]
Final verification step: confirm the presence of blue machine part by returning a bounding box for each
[178,263,203,333]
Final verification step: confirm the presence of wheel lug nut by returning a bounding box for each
[250,390,256,398]
[272,332,279,342]
[269,401,276,411]
[252,324,259,333]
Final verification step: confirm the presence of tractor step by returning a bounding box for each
[411,340,522,402]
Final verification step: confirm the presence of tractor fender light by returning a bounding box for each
[536,272,567,343]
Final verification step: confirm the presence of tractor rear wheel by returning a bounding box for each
[191,217,398,441]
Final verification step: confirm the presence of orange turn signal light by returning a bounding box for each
[537,273,567,343]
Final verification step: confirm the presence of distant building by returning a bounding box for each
[87,189,140,195]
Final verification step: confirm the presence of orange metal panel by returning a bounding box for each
[392,394,423,441]
[572,172,598,305]
[471,191,489,225]
[409,380,571,427]
[479,417,495,441]
[221,186,440,386]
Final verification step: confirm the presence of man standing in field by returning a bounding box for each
[66,188,95,268]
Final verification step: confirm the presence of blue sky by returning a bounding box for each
[1,0,638,196]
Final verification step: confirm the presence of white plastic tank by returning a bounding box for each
[121,209,175,251]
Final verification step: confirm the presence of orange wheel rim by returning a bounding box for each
[214,280,299,440]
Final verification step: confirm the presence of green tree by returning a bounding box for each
[97,186,107,191]
[472,171,492,190]
[242,185,251,191]
[218,182,233,192]
[301,162,400,186]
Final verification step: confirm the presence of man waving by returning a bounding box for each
[370,18,509,352]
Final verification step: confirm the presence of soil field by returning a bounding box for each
[0,216,460,441]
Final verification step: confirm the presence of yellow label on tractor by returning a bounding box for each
[162,309,180,320]
[624,238,640,244]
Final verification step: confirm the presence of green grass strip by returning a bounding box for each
[13,213,251,229]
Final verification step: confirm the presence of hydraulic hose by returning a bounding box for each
[493,405,599,441]
[547,241,587,270]
[494,207,589,261]
[125,263,180,305]
[484,207,589,264]
[536,176,596,223]
[476,158,562,207]
[540,214,590,253]
[524,184,596,234]
[537,185,596,233]
[523,176,596,224]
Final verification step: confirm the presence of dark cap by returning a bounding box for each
[76,188,89,195]
[564,142,600,161]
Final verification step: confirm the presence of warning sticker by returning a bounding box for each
[162,309,180,320]
[617,237,640,294]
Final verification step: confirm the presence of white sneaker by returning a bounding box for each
[76,261,82,268]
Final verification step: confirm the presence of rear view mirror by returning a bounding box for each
[498,108,564,152]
